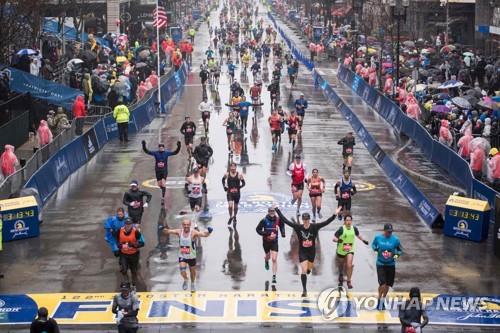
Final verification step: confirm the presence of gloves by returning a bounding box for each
[207,227,213,234]
[223,187,228,192]
[141,140,146,146]
[177,141,181,147]
[393,254,400,259]
[337,238,343,243]
[114,251,120,257]
[143,202,148,208]
[363,240,369,245]
[158,225,165,231]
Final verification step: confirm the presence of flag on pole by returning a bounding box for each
[153,5,168,28]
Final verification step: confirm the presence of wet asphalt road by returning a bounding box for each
[0,4,499,303]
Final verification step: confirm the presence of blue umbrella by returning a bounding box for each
[438,79,464,89]
[492,96,500,103]
[16,48,37,56]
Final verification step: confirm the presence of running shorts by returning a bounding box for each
[263,241,279,253]
[298,248,315,263]
[292,183,304,192]
[227,191,241,204]
[184,135,194,146]
[179,258,197,267]
[376,265,396,287]
[155,169,168,181]
[189,197,203,210]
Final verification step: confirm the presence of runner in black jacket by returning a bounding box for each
[275,206,342,297]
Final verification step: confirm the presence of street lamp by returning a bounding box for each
[351,0,363,71]
[389,0,409,94]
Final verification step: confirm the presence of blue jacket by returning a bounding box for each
[238,101,252,117]
[228,63,237,73]
[371,234,403,266]
[295,98,308,112]
[104,214,145,253]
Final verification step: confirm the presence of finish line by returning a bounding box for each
[0,291,499,326]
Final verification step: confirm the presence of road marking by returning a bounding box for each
[3,292,497,325]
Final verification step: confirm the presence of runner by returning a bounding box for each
[275,206,342,297]
[371,223,403,310]
[307,168,325,222]
[198,97,214,135]
[142,140,181,202]
[294,94,308,131]
[250,82,262,104]
[163,218,213,292]
[256,207,285,284]
[227,60,237,83]
[186,167,206,214]
[267,80,280,110]
[268,108,282,152]
[229,96,263,134]
[180,116,196,157]
[277,105,286,139]
[199,66,210,92]
[335,171,357,220]
[287,60,298,91]
[286,110,299,150]
[193,137,213,177]
[122,180,152,224]
[222,162,246,226]
[288,155,308,216]
[222,112,240,150]
[338,132,355,174]
[213,60,221,87]
[332,214,369,289]
[116,218,144,284]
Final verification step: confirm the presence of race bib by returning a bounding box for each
[192,187,201,194]
[343,243,352,252]
[203,111,209,117]
[290,122,296,129]
[346,148,353,154]
[226,128,233,134]
[157,162,165,168]
[382,250,392,259]
[186,128,193,133]
[302,240,313,248]
[341,192,351,199]
[230,188,238,193]
[180,246,191,254]
[291,185,298,192]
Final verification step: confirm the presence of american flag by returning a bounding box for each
[153,5,167,28]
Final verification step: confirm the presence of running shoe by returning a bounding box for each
[347,281,353,289]
[265,260,269,271]
[182,280,188,291]
[191,283,196,293]
[301,291,307,297]
[272,275,276,284]
[318,211,322,219]
[291,198,297,205]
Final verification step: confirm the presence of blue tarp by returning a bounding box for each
[6,66,83,111]
[42,18,106,46]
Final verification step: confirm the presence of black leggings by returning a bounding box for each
[241,116,248,129]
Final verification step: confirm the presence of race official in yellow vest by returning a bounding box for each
[332,214,369,289]
[113,99,130,143]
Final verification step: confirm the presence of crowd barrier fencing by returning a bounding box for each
[267,12,442,227]
[336,65,499,222]
[21,63,189,207]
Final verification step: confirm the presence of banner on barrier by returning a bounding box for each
[82,128,99,160]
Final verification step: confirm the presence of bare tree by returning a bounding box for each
[0,0,46,64]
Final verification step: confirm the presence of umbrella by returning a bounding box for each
[139,49,151,60]
[67,58,84,66]
[492,96,500,103]
[440,45,456,53]
[465,88,483,99]
[431,105,451,113]
[463,95,478,107]
[477,101,493,110]
[463,52,474,57]
[434,93,450,100]
[80,50,97,63]
[415,84,427,92]
[438,79,464,89]
[116,56,127,63]
[17,48,37,56]
[420,48,431,55]
[470,137,490,153]
[451,97,472,109]
[135,62,148,69]
[403,40,415,48]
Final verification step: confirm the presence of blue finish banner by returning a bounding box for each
[6,67,83,111]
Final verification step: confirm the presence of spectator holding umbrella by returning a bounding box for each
[0,145,19,178]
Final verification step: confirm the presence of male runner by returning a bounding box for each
[338,132,355,174]
[256,207,285,284]
[222,162,246,226]
[116,218,144,284]
[268,108,282,152]
[335,171,357,220]
[288,155,307,215]
[142,140,181,201]
[332,214,369,289]
[276,206,342,297]
[163,218,213,292]
[286,110,299,150]
[372,223,403,310]
[186,167,206,214]
[193,137,213,176]
[122,180,152,224]
[198,97,214,134]
[294,94,308,131]
[180,116,196,157]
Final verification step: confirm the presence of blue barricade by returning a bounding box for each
[268,12,442,227]
[336,64,500,220]
[23,63,190,207]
